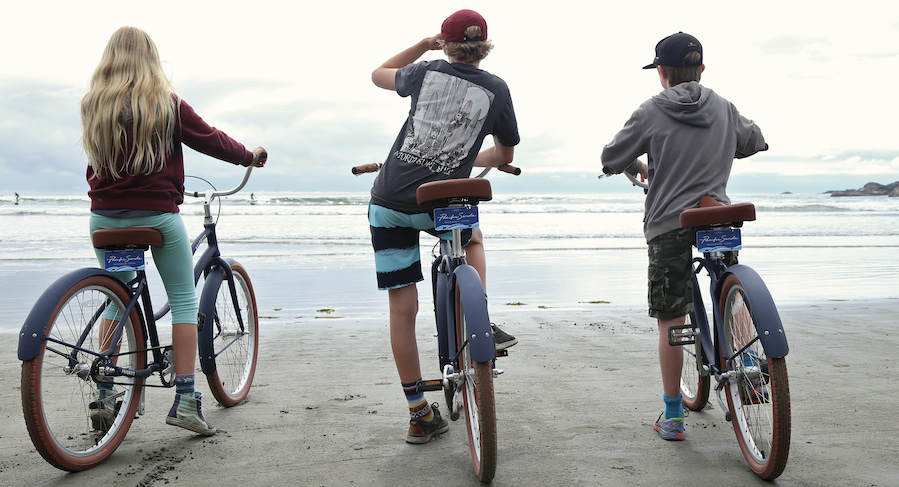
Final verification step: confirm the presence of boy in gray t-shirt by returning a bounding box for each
[368,9,520,444]
[601,32,767,440]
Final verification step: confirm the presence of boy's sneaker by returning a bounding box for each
[740,382,770,404]
[89,387,118,435]
[492,324,518,351]
[406,402,449,444]
[166,392,216,436]
[739,351,770,404]
[653,413,685,441]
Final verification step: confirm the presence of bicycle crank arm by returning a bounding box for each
[713,379,733,422]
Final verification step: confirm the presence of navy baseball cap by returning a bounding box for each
[643,32,703,69]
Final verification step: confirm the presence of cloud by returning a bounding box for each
[755,35,828,57]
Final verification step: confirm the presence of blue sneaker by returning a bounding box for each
[740,351,770,404]
[653,413,685,441]
[166,392,216,436]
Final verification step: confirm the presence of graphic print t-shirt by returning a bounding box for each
[370,60,519,213]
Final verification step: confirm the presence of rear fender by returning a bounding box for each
[452,264,494,362]
[717,264,789,358]
[18,268,130,361]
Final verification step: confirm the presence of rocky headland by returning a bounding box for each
[827,181,899,197]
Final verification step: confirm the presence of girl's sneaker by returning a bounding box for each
[166,392,216,436]
[89,387,118,435]
[653,413,685,441]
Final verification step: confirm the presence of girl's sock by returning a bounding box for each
[663,393,684,420]
[175,374,195,396]
[402,380,434,422]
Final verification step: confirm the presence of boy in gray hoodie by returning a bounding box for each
[601,32,767,440]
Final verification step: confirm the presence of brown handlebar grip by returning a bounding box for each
[497,164,521,175]
[352,163,382,175]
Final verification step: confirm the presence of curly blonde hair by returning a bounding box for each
[81,26,178,179]
[440,26,493,64]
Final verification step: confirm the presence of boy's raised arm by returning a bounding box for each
[372,35,442,90]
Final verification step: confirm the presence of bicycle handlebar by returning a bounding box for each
[185,151,268,199]
[351,162,521,177]
[625,171,649,189]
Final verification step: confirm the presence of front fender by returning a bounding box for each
[452,264,494,362]
[18,268,129,361]
[197,261,231,374]
[717,264,789,358]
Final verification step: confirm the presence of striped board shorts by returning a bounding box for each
[369,203,471,290]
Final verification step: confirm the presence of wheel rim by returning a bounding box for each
[36,285,140,457]
[212,268,257,399]
[722,284,775,464]
[459,314,483,463]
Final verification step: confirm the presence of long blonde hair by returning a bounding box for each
[81,26,178,179]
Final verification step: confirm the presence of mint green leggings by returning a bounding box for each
[90,213,198,325]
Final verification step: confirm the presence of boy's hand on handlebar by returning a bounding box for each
[252,147,267,167]
[637,161,648,183]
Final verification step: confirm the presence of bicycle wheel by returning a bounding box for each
[719,274,790,480]
[680,313,710,411]
[21,275,145,471]
[455,284,497,483]
[205,261,259,407]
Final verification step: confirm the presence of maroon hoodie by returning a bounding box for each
[87,98,254,213]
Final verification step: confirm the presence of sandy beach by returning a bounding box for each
[1,300,897,486]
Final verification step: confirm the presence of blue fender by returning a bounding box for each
[717,264,789,358]
[197,261,230,374]
[452,264,494,362]
[434,257,455,367]
[18,267,129,361]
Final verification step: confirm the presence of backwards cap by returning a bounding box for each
[441,9,488,42]
[643,32,702,69]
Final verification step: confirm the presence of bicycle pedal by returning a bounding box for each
[668,324,696,346]
[495,349,508,358]
[414,379,444,392]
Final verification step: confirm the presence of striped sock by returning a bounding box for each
[663,393,683,420]
[402,381,434,422]
[175,374,195,396]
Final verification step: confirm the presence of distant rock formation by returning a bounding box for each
[827,181,899,197]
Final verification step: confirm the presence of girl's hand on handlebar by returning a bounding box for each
[252,147,268,167]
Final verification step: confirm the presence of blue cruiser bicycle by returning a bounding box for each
[353,163,518,483]
[607,171,791,480]
[19,162,262,471]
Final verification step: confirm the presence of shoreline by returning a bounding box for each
[1,299,897,486]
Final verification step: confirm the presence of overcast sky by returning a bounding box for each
[2,0,897,196]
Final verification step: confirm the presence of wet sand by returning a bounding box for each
[0,300,896,486]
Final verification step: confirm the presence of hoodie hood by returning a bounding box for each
[651,81,720,128]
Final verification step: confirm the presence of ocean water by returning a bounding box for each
[1,191,897,334]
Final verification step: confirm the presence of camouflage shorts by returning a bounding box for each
[647,227,737,320]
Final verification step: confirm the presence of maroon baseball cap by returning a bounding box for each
[440,9,487,42]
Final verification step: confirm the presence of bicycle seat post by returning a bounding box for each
[449,218,466,259]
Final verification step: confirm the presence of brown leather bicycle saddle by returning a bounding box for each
[679,196,756,228]
[416,178,493,208]
[92,227,164,249]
